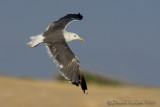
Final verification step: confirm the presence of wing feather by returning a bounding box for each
[46,41,87,93]
[46,13,83,31]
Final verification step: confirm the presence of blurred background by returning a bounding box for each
[0,0,160,107]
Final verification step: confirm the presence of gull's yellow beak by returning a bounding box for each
[79,37,84,42]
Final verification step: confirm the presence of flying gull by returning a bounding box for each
[27,13,87,93]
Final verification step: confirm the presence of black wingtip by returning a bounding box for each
[70,72,87,94]
[76,13,83,20]
[80,73,87,94]
[82,89,88,94]
[59,13,83,20]
[71,81,79,86]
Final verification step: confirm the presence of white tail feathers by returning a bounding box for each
[27,34,45,48]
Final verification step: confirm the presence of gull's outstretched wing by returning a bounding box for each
[46,40,87,93]
[46,13,83,31]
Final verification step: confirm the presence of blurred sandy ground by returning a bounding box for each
[0,76,159,107]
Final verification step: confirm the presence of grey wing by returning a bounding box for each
[46,13,83,31]
[46,41,87,93]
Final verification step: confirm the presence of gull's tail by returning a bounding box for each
[27,34,44,48]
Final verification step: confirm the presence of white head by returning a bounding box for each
[64,32,84,43]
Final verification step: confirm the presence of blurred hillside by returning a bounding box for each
[0,76,159,107]
[56,70,122,86]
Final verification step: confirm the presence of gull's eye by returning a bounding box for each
[74,35,76,37]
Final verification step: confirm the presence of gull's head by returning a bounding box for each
[64,32,84,43]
